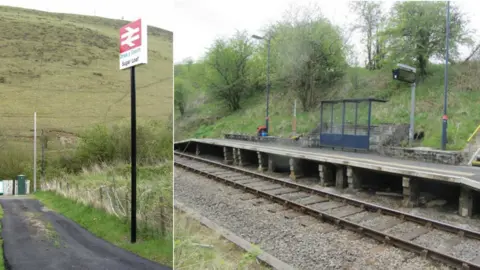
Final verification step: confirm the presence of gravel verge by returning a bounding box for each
[175,167,452,270]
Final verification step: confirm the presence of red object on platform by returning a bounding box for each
[257,125,267,132]
[442,115,448,120]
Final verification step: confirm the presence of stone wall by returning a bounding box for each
[224,133,466,165]
[308,123,409,148]
[370,124,410,149]
[376,147,466,165]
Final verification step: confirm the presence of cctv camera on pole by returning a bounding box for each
[392,63,417,146]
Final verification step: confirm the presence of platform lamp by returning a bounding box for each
[392,63,417,146]
[252,34,271,135]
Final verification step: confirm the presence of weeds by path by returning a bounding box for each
[35,191,173,267]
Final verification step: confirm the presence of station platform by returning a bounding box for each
[175,138,480,191]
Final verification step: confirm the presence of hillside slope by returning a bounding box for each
[175,63,480,150]
[0,6,173,137]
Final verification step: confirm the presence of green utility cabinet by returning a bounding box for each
[16,175,26,195]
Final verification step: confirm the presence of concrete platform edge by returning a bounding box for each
[175,138,480,192]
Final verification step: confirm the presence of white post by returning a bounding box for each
[292,99,297,135]
[33,112,37,193]
[294,99,296,117]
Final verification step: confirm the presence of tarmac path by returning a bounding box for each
[0,197,171,270]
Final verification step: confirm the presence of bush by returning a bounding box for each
[58,120,172,173]
[0,143,32,180]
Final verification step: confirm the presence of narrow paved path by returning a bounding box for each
[0,197,171,270]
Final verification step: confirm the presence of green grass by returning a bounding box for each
[0,204,4,270]
[35,191,173,266]
[175,62,480,150]
[0,5,172,136]
[174,210,270,270]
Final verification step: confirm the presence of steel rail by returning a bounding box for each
[175,151,480,270]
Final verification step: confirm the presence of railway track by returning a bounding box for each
[175,151,480,270]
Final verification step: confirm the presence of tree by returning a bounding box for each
[174,78,187,116]
[382,1,471,77]
[349,1,384,70]
[204,31,255,111]
[272,4,347,111]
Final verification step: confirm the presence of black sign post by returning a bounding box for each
[120,18,147,244]
[130,65,137,244]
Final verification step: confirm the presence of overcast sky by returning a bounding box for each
[174,0,480,64]
[0,0,174,30]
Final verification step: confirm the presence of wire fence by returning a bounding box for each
[41,178,172,237]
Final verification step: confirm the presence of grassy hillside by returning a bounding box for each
[0,6,172,137]
[0,6,173,180]
[175,62,480,150]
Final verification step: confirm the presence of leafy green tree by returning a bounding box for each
[382,1,471,77]
[204,31,256,111]
[271,5,347,111]
[174,78,188,116]
[350,1,385,70]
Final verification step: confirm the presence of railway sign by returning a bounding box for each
[118,18,149,244]
[119,19,148,70]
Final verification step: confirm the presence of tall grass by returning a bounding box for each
[37,120,174,236]
[42,162,173,237]
[174,210,268,270]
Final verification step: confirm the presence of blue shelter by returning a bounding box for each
[319,98,387,150]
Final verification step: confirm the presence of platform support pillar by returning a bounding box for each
[195,144,200,156]
[319,164,334,186]
[232,148,238,165]
[335,166,347,189]
[459,186,473,218]
[289,158,302,181]
[346,166,362,192]
[237,149,248,167]
[257,152,267,172]
[402,177,419,207]
[268,154,276,173]
[223,147,233,165]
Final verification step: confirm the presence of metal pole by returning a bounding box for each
[442,1,450,150]
[410,82,416,146]
[33,112,37,193]
[130,66,137,243]
[266,38,271,134]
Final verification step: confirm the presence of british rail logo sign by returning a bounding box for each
[119,19,148,70]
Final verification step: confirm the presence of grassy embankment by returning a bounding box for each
[174,210,269,270]
[175,63,480,150]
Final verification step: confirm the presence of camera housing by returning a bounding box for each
[392,63,417,83]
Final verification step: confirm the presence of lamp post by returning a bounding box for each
[252,34,271,134]
[392,63,417,146]
[442,1,450,150]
